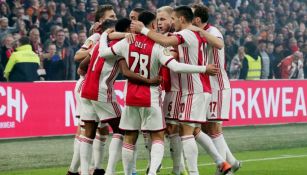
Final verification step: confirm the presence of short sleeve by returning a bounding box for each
[175,29,193,46]
[81,33,100,50]
[111,38,129,57]
[209,27,223,40]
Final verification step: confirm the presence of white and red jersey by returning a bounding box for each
[81,33,100,50]
[175,29,211,95]
[203,24,230,90]
[160,48,181,92]
[110,34,174,107]
[74,33,100,96]
[81,40,121,102]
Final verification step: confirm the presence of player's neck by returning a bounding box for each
[146,25,155,31]
[199,23,208,29]
[182,23,192,30]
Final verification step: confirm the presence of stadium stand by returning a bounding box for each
[0,0,306,81]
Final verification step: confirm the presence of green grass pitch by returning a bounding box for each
[1,123,307,175]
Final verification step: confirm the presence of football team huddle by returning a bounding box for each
[66,4,241,175]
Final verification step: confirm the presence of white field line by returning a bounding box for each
[116,154,307,173]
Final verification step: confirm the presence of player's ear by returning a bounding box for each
[195,17,201,24]
[151,21,156,30]
[179,16,184,23]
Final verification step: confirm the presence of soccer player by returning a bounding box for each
[130,6,232,175]
[129,7,157,175]
[191,4,241,173]
[99,11,218,175]
[66,5,117,175]
[66,32,101,175]
[156,6,187,175]
[129,7,145,21]
[79,18,162,175]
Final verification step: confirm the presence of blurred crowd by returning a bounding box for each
[0,0,306,81]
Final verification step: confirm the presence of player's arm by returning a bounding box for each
[108,32,130,40]
[118,59,162,86]
[78,54,91,76]
[159,47,219,75]
[188,25,224,49]
[98,31,126,59]
[74,33,101,61]
[166,59,218,75]
[74,49,90,61]
[131,21,179,47]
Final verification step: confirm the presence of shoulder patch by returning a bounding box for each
[163,48,171,56]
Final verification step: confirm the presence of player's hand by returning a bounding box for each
[105,28,114,34]
[187,25,202,32]
[125,33,136,44]
[93,22,102,33]
[187,25,206,37]
[77,67,86,76]
[205,64,219,76]
[130,21,145,33]
[148,76,162,86]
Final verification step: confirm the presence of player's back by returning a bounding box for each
[81,41,120,102]
[176,29,211,94]
[124,34,164,107]
[205,25,230,90]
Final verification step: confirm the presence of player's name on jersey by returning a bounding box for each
[135,41,147,49]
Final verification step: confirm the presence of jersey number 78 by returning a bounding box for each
[129,51,149,78]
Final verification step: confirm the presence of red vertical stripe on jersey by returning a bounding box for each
[106,61,119,102]
[184,94,193,120]
[217,90,223,119]
[194,32,211,93]
[160,66,171,92]
[217,90,220,119]
[183,47,194,94]
[213,48,224,90]
[173,91,182,119]
[111,102,121,118]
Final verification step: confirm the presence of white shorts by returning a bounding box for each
[119,103,166,131]
[178,92,211,124]
[163,91,182,124]
[74,76,85,117]
[80,98,121,123]
[207,89,231,121]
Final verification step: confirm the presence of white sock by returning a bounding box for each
[143,132,152,167]
[211,133,236,165]
[148,140,164,175]
[93,134,108,169]
[226,147,237,165]
[68,136,81,173]
[211,133,226,159]
[211,133,237,165]
[80,136,93,175]
[132,144,138,173]
[181,135,198,175]
[195,131,224,165]
[122,143,135,175]
[179,152,186,172]
[169,134,182,174]
[106,134,123,174]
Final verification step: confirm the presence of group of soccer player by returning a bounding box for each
[66,3,241,175]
